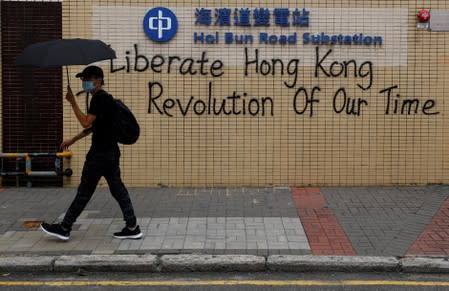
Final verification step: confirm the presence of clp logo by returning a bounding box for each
[143,7,178,42]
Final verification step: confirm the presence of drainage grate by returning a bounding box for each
[22,220,43,228]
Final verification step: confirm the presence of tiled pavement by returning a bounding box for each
[291,187,355,256]
[1,186,449,258]
[0,187,310,256]
[321,186,449,256]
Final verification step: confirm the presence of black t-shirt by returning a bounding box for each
[87,90,119,153]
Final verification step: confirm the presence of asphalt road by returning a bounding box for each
[3,272,449,290]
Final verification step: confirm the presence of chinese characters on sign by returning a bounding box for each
[193,7,311,45]
[195,7,310,27]
[192,7,383,46]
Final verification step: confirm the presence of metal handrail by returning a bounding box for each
[0,151,73,187]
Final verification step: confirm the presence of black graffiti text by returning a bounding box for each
[315,47,373,91]
[292,86,321,117]
[110,44,224,77]
[333,88,368,116]
[380,85,439,115]
[148,81,274,117]
[244,48,300,89]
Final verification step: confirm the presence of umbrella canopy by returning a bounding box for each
[16,38,116,111]
[15,38,116,68]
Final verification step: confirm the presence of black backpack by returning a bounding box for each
[111,97,140,145]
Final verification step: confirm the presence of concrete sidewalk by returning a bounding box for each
[1,185,449,272]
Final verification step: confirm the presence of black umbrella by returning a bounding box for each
[16,38,116,86]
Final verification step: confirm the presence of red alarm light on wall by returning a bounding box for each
[417,9,431,23]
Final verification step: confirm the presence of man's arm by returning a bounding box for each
[66,86,96,128]
[60,130,92,150]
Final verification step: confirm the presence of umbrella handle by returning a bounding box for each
[86,92,89,113]
[66,66,70,87]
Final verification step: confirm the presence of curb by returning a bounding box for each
[401,257,449,273]
[0,254,448,273]
[0,256,55,272]
[54,254,159,272]
[267,255,400,272]
[161,254,266,272]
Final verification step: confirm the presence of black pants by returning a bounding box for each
[62,149,137,230]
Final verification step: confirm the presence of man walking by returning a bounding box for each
[40,65,142,241]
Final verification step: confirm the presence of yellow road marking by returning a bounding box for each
[1,280,449,287]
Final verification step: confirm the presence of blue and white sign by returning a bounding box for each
[143,7,178,42]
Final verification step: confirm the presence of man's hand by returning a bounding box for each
[60,138,74,150]
[65,85,75,104]
[65,85,95,128]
